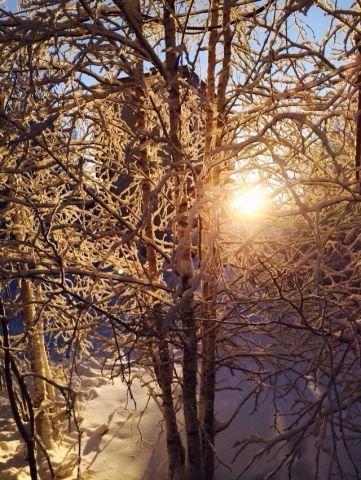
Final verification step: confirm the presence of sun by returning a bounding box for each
[231,189,266,216]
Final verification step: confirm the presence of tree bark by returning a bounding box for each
[163,2,203,478]
[135,54,185,478]
[355,35,361,187]
[200,1,232,478]
[0,299,38,480]
[199,3,219,479]
[21,278,54,449]
[11,196,56,451]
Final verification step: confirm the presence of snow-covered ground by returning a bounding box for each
[0,360,168,480]
[0,359,281,480]
[1,359,360,480]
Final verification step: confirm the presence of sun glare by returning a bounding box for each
[231,189,266,216]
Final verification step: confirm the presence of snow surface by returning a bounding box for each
[0,360,169,480]
[1,359,359,480]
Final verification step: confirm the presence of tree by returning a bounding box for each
[1,1,361,479]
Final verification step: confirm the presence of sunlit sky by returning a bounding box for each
[231,188,267,217]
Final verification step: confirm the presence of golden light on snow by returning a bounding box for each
[231,189,266,216]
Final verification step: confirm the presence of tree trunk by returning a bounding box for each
[21,278,54,449]
[153,306,185,480]
[135,53,185,478]
[355,34,361,187]
[163,2,203,478]
[199,2,219,478]
[200,1,232,478]
[11,199,56,451]
[0,300,38,480]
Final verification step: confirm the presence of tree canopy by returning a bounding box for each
[1,1,361,479]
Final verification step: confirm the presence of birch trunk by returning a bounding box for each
[199,3,220,478]
[200,1,232,478]
[0,300,38,480]
[21,278,54,449]
[163,2,203,478]
[135,53,185,478]
[13,205,56,449]
[355,34,361,187]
